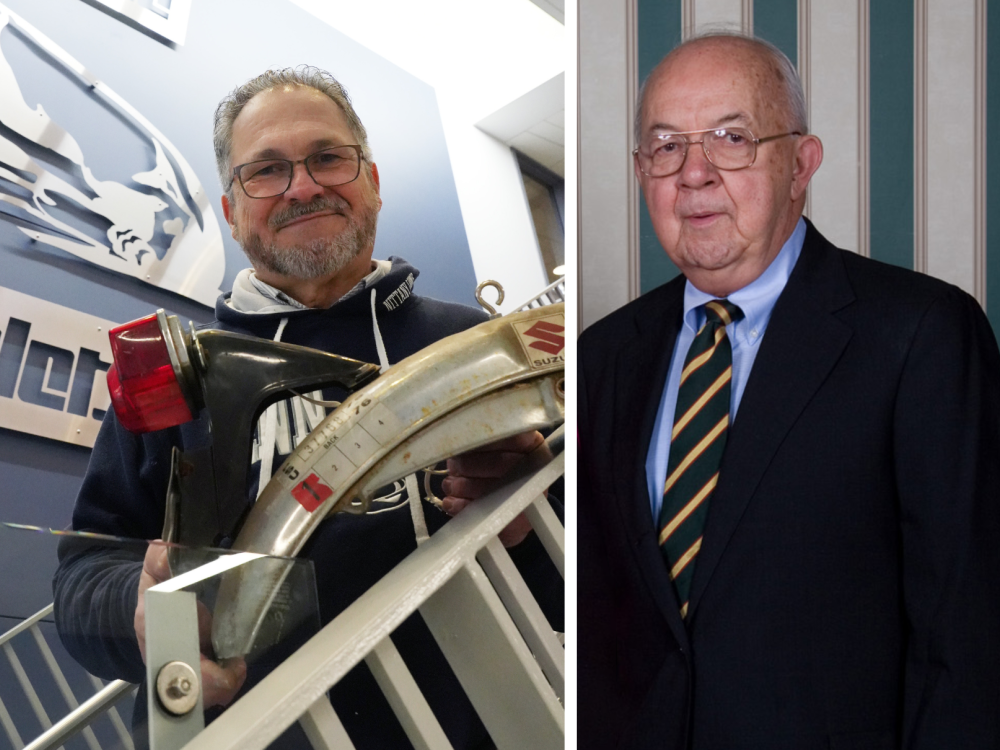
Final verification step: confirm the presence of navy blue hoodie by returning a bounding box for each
[53,258,563,749]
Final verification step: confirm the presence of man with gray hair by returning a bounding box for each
[55,66,560,749]
[579,34,1000,748]
[211,67,381,304]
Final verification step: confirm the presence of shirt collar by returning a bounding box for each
[681,217,806,345]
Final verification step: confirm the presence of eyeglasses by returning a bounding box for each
[231,145,364,198]
[633,127,801,178]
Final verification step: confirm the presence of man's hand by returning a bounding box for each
[134,542,246,708]
[441,431,546,547]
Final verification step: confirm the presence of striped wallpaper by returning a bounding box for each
[629,0,1000,336]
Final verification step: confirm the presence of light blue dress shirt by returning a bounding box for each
[645,217,807,524]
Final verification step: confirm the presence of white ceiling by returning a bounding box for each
[287,0,566,176]
[476,73,564,175]
[528,0,564,24]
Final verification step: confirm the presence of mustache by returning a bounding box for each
[269,196,350,229]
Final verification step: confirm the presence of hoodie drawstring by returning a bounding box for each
[370,288,390,373]
[372,289,430,545]
[256,316,289,499]
[253,299,430,547]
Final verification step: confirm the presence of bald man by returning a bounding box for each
[579,34,1000,749]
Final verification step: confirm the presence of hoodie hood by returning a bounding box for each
[214,256,420,339]
[227,259,394,314]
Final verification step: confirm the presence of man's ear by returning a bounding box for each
[221,193,238,239]
[790,134,823,202]
[369,162,382,211]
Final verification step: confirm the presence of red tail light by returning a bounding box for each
[107,312,194,433]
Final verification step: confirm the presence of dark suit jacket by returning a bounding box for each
[578,222,1000,750]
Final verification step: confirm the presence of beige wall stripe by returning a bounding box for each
[926,0,977,294]
[914,0,928,274]
[798,0,811,220]
[974,0,987,306]
[683,0,696,38]
[857,0,870,257]
[692,0,744,33]
[806,0,862,253]
[578,0,640,328]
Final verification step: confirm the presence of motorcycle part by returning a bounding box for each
[107,310,381,543]
[212,304,566,658]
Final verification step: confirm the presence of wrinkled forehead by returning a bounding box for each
[231,85,354,162]
[641,40,788,136]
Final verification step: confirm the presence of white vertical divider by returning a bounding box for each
[364,638,454,750]
[799,0,812,221]
[691,0,749,33]
[974,0,987,306]
[579,0,639,328]
[923,0,980,295]
[857,0,870,258]
[915,0,928,274]
[298,697,356,750]
[805,0,865,255]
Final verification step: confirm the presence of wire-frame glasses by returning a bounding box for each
[232,145,364,198]
[633,127,800,178]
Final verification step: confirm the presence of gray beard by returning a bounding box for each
[238,196,379,280]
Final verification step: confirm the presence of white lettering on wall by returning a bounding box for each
[0,286,114,448]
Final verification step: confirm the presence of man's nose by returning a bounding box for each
[284,162,325,202]
[677,140,717,187]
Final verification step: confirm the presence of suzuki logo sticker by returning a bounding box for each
[512,312,566,370]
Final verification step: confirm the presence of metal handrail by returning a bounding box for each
[0,604,53,646]
[512,277,566,311]
[0,604,136,750]
[165,431,565,750]
[24,681,135,750]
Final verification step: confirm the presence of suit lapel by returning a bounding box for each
[687,226,857,617]
[609,280,691,647]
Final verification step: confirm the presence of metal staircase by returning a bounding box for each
[0,605,135,750]
[144,430,565,750]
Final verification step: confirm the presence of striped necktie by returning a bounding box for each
[659,299,744,618]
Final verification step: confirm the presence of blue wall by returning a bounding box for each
[0,0,478,524]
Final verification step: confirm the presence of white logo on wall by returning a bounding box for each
[88,0,192,47]
[0,5,224,307]
[0,285,114,448]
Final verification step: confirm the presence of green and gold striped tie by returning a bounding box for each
[659,299,744,619]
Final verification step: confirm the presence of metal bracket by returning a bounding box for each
[145,586,203,750]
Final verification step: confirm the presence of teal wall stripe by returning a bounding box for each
[638,0,683,293]
[988,3,1000,337]
[754,0,797,64]
[633,1,998,340]
[636,0,683,101]
[869,0,914,271]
